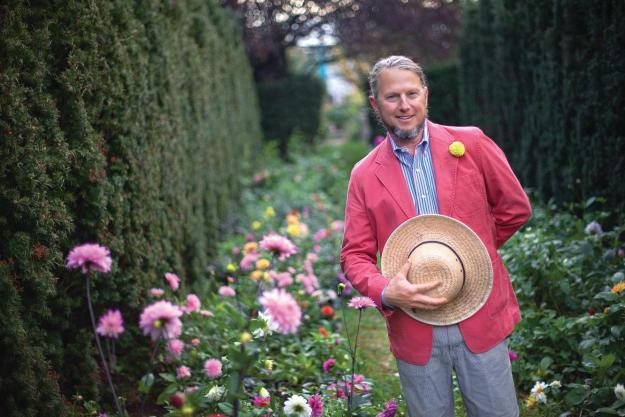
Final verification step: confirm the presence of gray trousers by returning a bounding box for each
[396,324,519,417]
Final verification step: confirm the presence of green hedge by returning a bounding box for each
[426,63,462,126]
[459,0,625,211]
[257,74,325,158]
[0,1,260,415]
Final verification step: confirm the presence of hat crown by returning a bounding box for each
[407,241,464,304]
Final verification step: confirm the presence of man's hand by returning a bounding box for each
[384,261,448,310]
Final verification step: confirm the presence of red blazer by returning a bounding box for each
[340,121,532,364]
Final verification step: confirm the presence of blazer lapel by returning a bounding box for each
[374,137,416,219]
[428,121,457,217]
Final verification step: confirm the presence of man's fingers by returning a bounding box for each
[413,280,441,292]
[411,296,448,310]
[396,260,411,279]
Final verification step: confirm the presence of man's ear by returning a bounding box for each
[368,95,378,113]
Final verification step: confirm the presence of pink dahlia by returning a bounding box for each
[66,243,112,274]
[348,296,376,310]
[252,395,271,407]
[218,286,236,297]
[240,251,260,271]
[185,294,201,313]
[167,339,185,358]
[139,300,183,341]
[204,358,222,378]
[177,365,191,379]
[96,309,124,338]
[508,350,519,362]
[259,288,302,334]
[164,272,180,291]
[149,288,165,298]
[313,228,328,242]
[259,233,298,260]
[322,358,335,373]
[376,399,397,417]
[308,393,323,417]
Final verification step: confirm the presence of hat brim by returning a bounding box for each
[381,214,493,326]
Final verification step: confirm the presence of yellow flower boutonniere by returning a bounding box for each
[448,141,465,158]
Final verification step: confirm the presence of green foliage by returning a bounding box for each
[257,74,326,158]
[0,0,260,414]
[460,0,625,212]
[425,63,462,126]
[501,200,625,414]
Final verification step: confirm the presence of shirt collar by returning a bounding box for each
[390,121,430,155]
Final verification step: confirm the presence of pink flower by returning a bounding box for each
[190,338,201,346]
[259,233,298,260]
[177,365,191,379]
[348,296,376,309]
[204,358,222,378]
[200,309,213,317]
[297,273,319,294]
[240,251,260,271]
[149,288,165,298]
[164,272,180,291]
[322,358,335,373]
[330,220,344,233]
[167,339,185,358]
[508,350,519,362]
[308,393,323,417]
[313,228,328,242]
[66,243,112,274]
[139,301,183,341]
[376,399,397,417]
[270,271,293,287]
[185,294,201,313]
[96,309,124,338]
[218,286,236,297]
[252,395,271,407]
[259,289,302,334]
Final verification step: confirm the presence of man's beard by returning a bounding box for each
[391,123,424,141]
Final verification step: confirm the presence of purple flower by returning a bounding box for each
[322,358,335,373]
[376,399,397,417]
[348,296,376,309]
[584,221,603,235]
[96,309,124,338]
[308,393,323,417]
[139,301,183,341]
[66,243,112,274]
[508,350,519,362]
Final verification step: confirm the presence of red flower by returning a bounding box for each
[320,305,334,317]
[319,326,330,338]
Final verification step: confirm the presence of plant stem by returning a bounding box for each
[348,309,362,411]
[86,275,124,417]
[140,338,162,417]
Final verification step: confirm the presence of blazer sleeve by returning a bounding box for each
[340,170,391,314]
[477,131,532,248]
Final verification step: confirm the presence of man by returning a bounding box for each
[340,56,532,416]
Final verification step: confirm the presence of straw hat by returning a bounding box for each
[381,214,493,325]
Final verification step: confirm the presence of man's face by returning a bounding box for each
[369,68,429,140]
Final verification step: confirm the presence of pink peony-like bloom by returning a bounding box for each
[240,251,260,271]
[177,365,191,379]
[139,300,183,341]
[376,399,397,417]
[66,243,112,274]
[270,271,294,288]
[348,296,376,310]
[149,288,165,298]
[259,233,298,260]
[308,393,323,417]
[185,294,201,313]
[313,228,328,242]
[218,286,236,297]
[297,273,319,295]
[259,288,302,334]
[322,358,335,373]
[96,309,124,338]
[164,272,180,291]
[167,339,185,358]
[204,358,222,378]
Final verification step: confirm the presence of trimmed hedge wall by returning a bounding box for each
[0,1,260,415]
[257,74,325,158]
[459,0,625,209]
[426,63,462,127]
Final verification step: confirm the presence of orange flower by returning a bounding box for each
[319,327,330,338]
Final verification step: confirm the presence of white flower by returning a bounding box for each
[253,312,280,338]
[205,386,226,402]
[259,387,270,399]
[549,380,561,388]
[531,381,548,404]
[615,383,625,401]
[283,394,312,417]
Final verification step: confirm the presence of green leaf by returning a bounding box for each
[218,401,234,414]
[156,383,179,404]
[138,372,155,394]
[564,386,589,406]
[159,372,176,382]
[597,354,616,369]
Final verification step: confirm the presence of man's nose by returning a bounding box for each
[398,95,410,109]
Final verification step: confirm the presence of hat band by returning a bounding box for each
[408,240,466,291]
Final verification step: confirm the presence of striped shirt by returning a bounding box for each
[390,122,439,214]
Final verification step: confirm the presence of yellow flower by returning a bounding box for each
[264,359,274,370]
[226,263,237,273]
[611,280,625,294]
[287,223,301,237]
[256,258,270,270]
[263,206,276,219]
[250,270,263,281]
[525,394,537,408]
[448,141,465,157]
[262,272,271,282]
[252,220,262,230]
[243,242,258,254]
[286,212,300,225]
[240,332,253,344]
